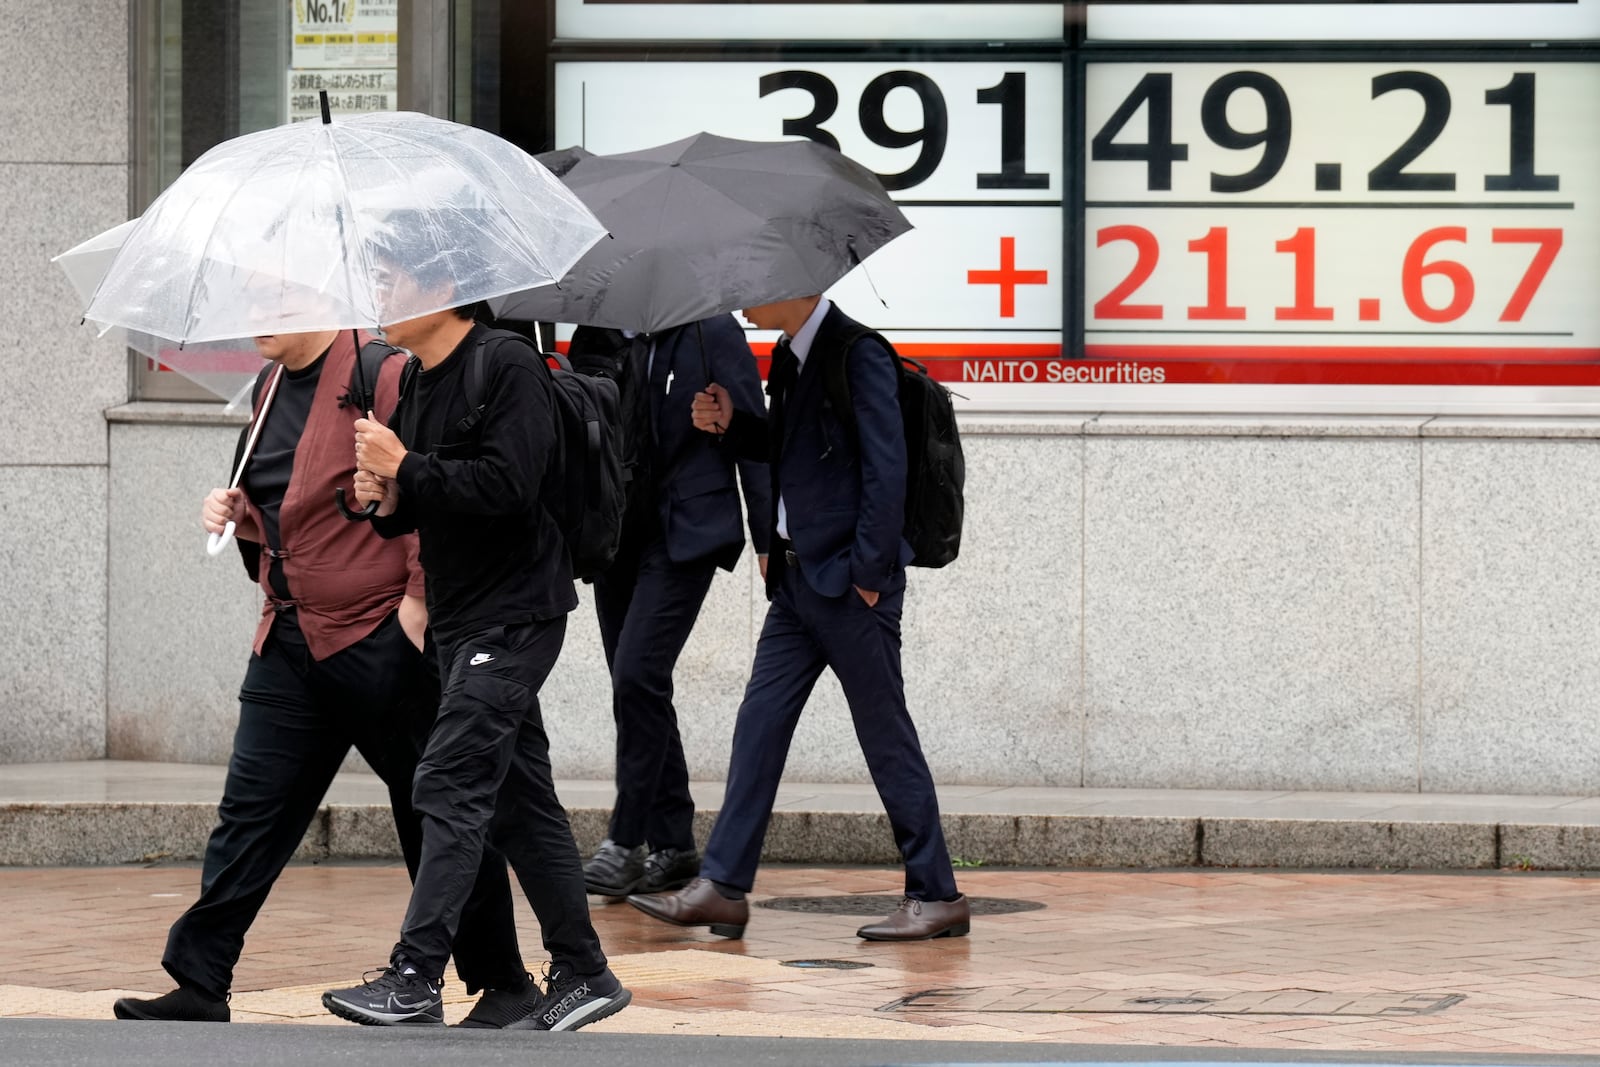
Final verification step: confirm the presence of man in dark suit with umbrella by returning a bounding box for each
[626,294,969,942]
[576,314,771,898]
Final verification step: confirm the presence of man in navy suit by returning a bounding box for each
[627,295,969,941]
[577,315,772,898]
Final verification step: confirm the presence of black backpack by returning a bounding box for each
[566,326,649,512]
[821,328,965,569]
[448,329,626,580]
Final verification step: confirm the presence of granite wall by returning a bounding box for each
[91,411,1600,795]
[0,0,130,762]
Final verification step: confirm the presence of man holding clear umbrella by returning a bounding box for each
[112,326,536,1025]
[67,98,612,1026]
[324,247,628,1031]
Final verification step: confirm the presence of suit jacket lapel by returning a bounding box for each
[783,309,841,447]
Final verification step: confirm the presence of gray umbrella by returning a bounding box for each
[492,132,911,333]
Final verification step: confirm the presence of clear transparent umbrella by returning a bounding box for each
[53,218,266,413]
[82,106,606,344]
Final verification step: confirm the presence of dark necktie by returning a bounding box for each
[624,333,654,445]
[767,338,799,440]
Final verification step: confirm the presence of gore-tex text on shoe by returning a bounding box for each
[542,981,589,1026]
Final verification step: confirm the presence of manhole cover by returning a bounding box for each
[879,988,1465,1016]
[781,959,875,970]
[757,895,1044,916]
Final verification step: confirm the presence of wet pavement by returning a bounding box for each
[5,859,1600,1056]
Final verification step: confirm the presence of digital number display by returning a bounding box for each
[554,61,1064,384]
[1083,61,1600,386]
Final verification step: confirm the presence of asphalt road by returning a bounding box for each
[3,1021,1596,1067]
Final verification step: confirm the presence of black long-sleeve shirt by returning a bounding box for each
[372,324,576,642]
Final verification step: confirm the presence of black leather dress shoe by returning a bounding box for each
[626,877,748,938]
[641,847,701,893]
[584,839,647,896]
[856,895,971,941]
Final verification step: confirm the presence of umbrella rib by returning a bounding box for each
[322,122,381,327]
[176,146,289,345]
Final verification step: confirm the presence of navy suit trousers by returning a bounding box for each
[592,533,715,851]
[700,567,957,901]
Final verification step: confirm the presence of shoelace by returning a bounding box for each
[360,965,426,993]
[897,897,923,917]
[538,961,567,997]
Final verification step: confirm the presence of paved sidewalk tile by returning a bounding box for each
[3,863,1600,1052]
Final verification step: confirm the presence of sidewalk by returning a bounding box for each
[6,761,1600,870]
[6,859,1600,1052]
[6,761,1600,1053]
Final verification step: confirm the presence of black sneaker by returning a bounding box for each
[507,963,631,1032]
[455,973,540,1029]
[583,839,646,896]
[641,847,701,893]
[322,962,443,1026]
[113,985,229,1022]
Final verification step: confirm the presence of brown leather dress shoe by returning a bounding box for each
[856,895,971,941]
[626,877,748,938]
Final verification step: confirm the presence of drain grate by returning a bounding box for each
[780,959,874,970]
[757,894,1044,916]
[878,988,1465,1016]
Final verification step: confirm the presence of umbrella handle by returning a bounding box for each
[206,521,236,557]
[334,487,378,521]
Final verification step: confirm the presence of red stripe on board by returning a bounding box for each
[1084,344,1600,364]
[555,338,1600,387]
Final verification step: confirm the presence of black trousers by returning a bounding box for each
[398,616,605,981]
[700,566,958,901]
[591,533,715,851]
[163,611,524,999]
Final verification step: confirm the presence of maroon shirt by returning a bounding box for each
[238,331,423,661]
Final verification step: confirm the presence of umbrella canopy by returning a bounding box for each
[54,218,266,411]
[491,132,911,333]
[82,108,607,345]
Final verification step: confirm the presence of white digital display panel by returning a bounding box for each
[555,0,1064,42]
[1088,1,1600,43]
[554,60,1065,395]
[1082,60,1600,391]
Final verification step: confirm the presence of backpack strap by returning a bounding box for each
[337,334,397,413]
[458,337,490,436]
[393,350,418,431]
[821,325,891,449]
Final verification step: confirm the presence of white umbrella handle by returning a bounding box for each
[206,522,237,556]
[205,364,283,558]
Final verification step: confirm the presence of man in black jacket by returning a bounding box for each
[321,282,628,1031]
[576,315,771,898]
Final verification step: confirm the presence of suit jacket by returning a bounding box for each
[642,314,771,571]
[723,304,913,599]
